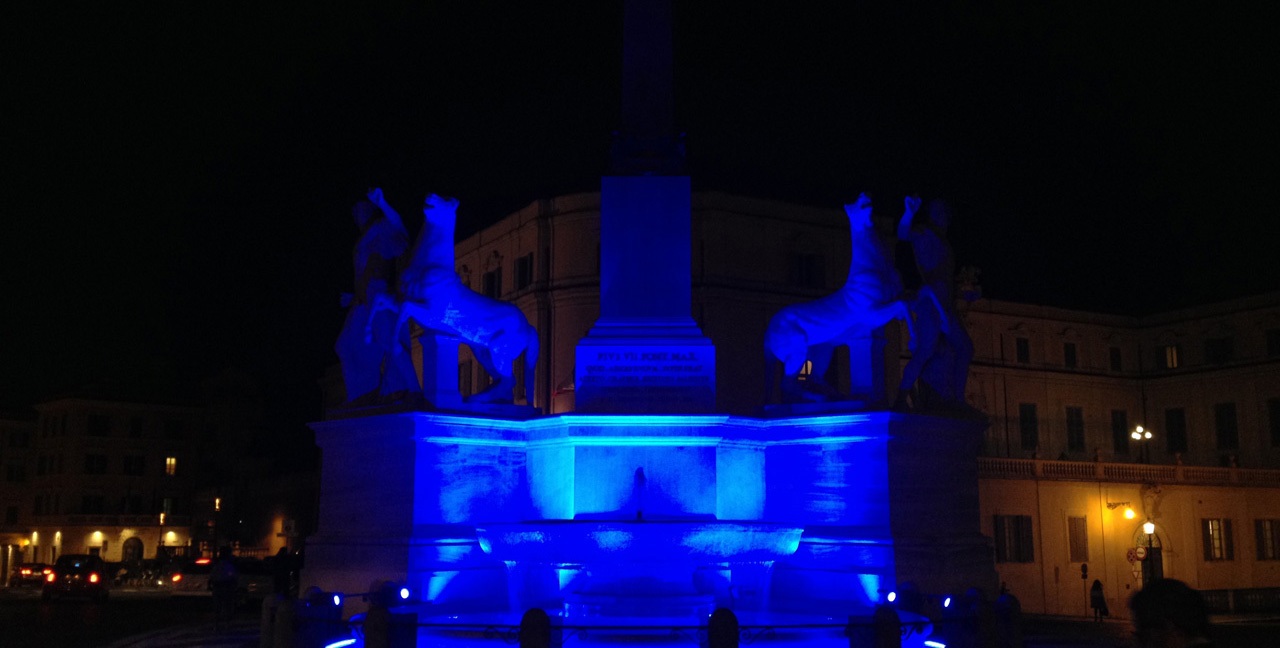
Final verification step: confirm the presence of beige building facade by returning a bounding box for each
[432,191,1280,616]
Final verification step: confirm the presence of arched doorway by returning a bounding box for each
[1131,526,1164,584]
[122,537,144,563]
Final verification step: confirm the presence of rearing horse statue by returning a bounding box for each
[765,193,914,401]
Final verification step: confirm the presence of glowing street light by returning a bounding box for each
[1131,426,1154,463]
[1143,521,1155,535]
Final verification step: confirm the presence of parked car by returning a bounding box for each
[168,557,273,604]
[11,563,50,587]
[42,554,109,602]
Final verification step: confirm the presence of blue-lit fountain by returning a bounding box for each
[305,1,996,646]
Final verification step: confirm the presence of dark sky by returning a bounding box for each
[4,2,1279,415]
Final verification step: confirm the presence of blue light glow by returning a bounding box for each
[924,641,947,648]
[324,639,357,648]
[943,596,951,608]
[887,591,897,603]
[332,593,342,606]
[399,586,410,599]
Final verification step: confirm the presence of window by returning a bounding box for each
[162,497,173,515]
[459,361,473,399]
[81,495,106,514]
[1109,347,1122,371]
[1015,338,1030,364]
[1068,516,1089,562]
[4,506,15,525]
[1066,407,1085,452]
[1268,329,1280,358]
[1063,342,1078,368]
[37,456,47,476]
[1111,410,1129,455]
[515,253,534,290]
[123,455,146,476]
[1019,403,1039,451]
[1163,344,1180,369]
[164,457,177,476]
[83,454,108,475]
[1214,402,1239,450]
[1202,518,1235,561]
[1166,408,1189,455]
[87,414,111,437]
[34,495,44,516]
[994,515,1035,563]
[130,416,145,438]
[164,420,185,440]
[1269,398,1280,448]
[790,253,825,289]
[1204,336,1234,365]
[1257,520,1280,561]
[482,268,502,298]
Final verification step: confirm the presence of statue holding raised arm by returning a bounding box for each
[765,193,911,402]
[895,198,975,409]
[334,188,416,404]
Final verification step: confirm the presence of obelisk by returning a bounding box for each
[574,0,715,413]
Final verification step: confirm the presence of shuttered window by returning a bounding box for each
[994,515,1035,563]
[1068,516,1089,562]
[1257,520,1280,561]
[1202,518,1234,561]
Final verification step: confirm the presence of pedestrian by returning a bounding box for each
[1090,579,1109,621]
[209,547,239,632]
[1129,579,1214,648]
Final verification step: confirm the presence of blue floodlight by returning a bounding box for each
[887,591,897,603]
[332,593,342,607]
[924,641,947,648]
[324,639,357,648]
[943,596,952,608]
[399,586,410,600]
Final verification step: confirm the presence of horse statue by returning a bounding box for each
[372,193,538,405]
[765,193,914,401]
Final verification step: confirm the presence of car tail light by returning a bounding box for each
[46,572,56,583]
[172,573,183,583]
[195,558,211,565]
[89,573,100,584]
[20,568,31,576]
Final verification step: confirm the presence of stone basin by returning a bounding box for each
[475,520,803,564]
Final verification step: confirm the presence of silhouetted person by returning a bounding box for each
[1129,579,1213,648]
[1089,579,1109,621]
[209,547,239,632]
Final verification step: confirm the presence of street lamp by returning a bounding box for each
[1131,425,1154,463]
[1143,521,1157,582]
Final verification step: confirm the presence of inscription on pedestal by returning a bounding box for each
[578,346,713,389]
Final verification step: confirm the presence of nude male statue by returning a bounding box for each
[895,198,974,408]
[334,188,417,403]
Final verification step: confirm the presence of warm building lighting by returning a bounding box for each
[159,512,166,525]
[31,532,37,544]
[215,497,221,512]
[1144,521,1156,535]
[166,531,177,542]
[1125,508,1136,519]
[92,531,103,542]
[165,457,177,475]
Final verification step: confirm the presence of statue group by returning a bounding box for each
[765,193,975,410]
[336,188,972,413]
[335,188,538,406]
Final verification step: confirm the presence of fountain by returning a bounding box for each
[303,1,996,646]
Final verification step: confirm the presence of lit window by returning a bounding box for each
[165,457,177,476]
[1202,518,1234,561]
[796,360,814,382]
[214,497,221,512]
[1163,344,1179,369]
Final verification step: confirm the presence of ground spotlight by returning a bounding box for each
[943,596,951,608]
[887,591,897,603]
[400,586,411,600]
[332,593,342,606]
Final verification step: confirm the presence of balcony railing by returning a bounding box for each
[978,457,1280,488]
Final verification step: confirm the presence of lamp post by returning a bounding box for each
[1131,425,1153,463]
[1143,521,1157,583]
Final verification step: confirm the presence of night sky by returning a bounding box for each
[4,2,1279,420]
